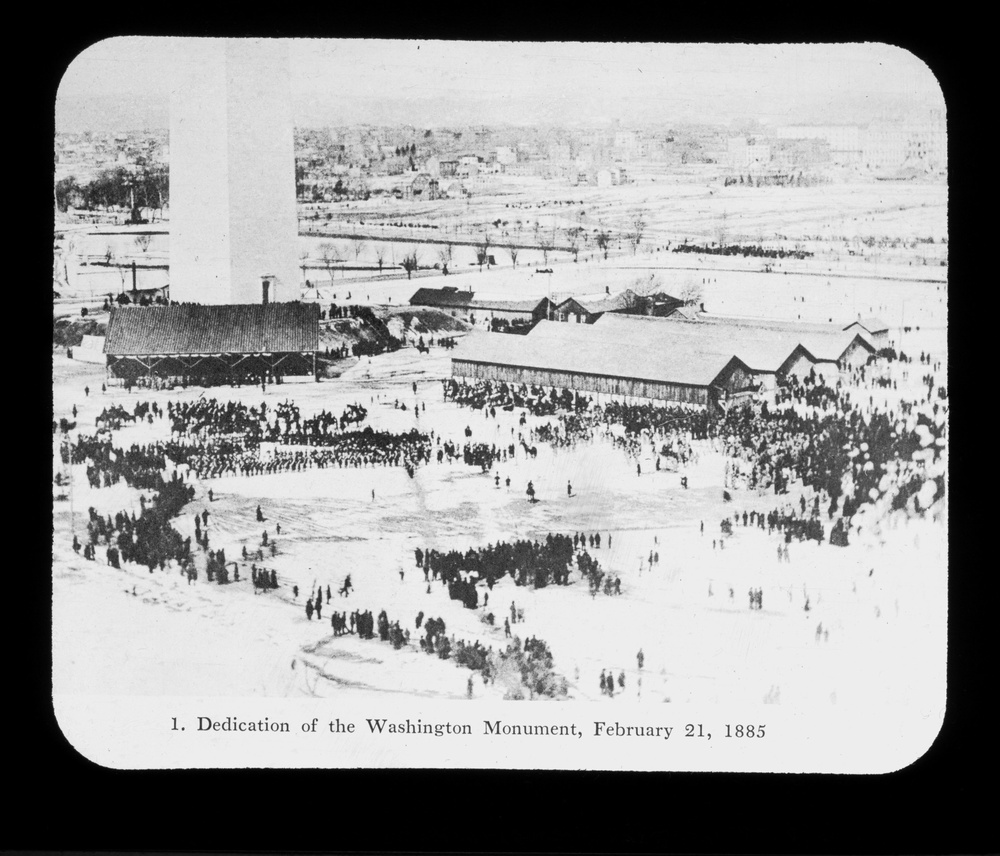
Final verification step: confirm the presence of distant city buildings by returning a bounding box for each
[727,136,772,170]
[56,112,946,220]
[776,125,863,165]
[775,113,945,173]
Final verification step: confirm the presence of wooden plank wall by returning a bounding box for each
[452,359,709,406]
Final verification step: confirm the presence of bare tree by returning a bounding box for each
[375,246,387,274]
[437,243,454,272]
[319,242,340,285]
[538,234,553,265]
[350,236,367,261]
[507,242,520,267]
[716,211,729,249]
[102,246,129,294]
[565,226,584,262]
[633,272,662,296]
[298,249,312,289]
[116,256,129,295]
[619,288,643,313]
[626,211,647,255]
[679,276,705,306]
[402,247,420,280]
[595,229,611,260]
[475,232,492,271]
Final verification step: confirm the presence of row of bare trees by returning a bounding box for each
[298,209,650,284]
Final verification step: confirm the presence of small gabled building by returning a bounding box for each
[553,297,599,324]
[409,286,474,316]
[409,287,551,326]
[843,317,890,348]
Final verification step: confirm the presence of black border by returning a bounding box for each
[23,12,986,855]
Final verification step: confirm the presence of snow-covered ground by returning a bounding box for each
[52,173,948,725]
[52,281,947,712]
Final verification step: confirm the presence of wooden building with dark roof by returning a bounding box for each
[451,312,878,409]
[408,286,474,312]
[103,303,320,386]
[452,319,760,409]
[409,286,551,325]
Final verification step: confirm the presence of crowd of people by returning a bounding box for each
[445,378,594,416]
[412,533,582,609]
[79,474,195,575]
[576,550,621,597]
[157,396,432,478]
[672,241,813,260]
[719,361,946,545]
[70,435,170,491]
[59,305,946,706]
[95,401,163,430]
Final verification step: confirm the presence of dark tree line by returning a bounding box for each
[56,165,169,220]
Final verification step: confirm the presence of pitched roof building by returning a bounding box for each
[410,287,551,323]
[452,312,876,408]
[453,319,758,407]
[103,303,320,385]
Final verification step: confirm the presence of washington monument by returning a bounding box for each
[169,39,299,305]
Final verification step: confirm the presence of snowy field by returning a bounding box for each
[55,175,946,309]
[52,262,947,711]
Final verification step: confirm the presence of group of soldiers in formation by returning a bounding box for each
[84,389,545,484]
[167,397,367,442]
[158,395,437,479]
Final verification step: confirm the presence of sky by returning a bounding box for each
[55,39,946,133]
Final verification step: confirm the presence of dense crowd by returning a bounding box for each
[673,242,813,260]
[719,362,946,544]
[444,378,592,417]
[80,474,195,575]
[411,534,582,609]
[69,435,170,491]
